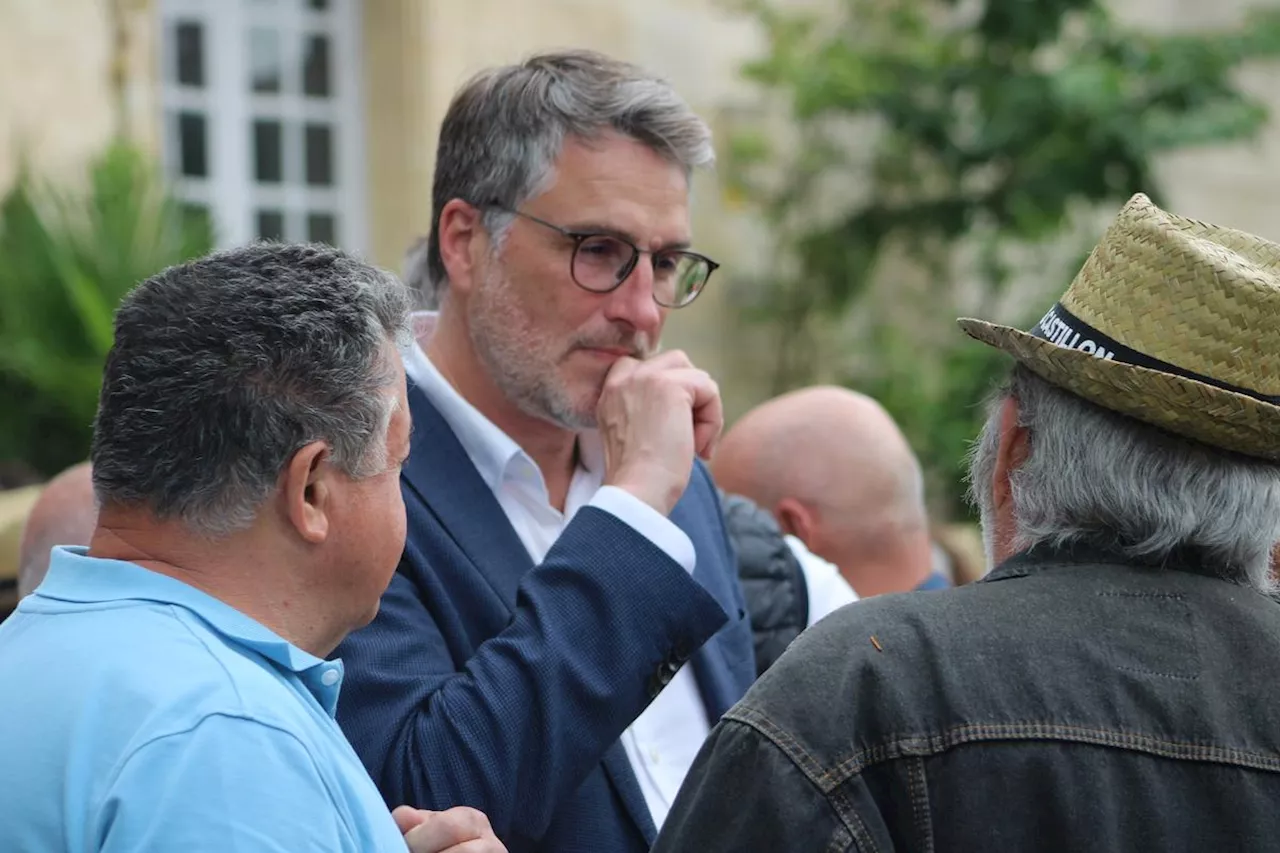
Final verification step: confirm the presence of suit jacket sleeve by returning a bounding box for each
[335,506,731,841]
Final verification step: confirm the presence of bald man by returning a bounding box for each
[713,387,943,598]
[17,462,96,598]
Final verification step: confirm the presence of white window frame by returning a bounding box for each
[157,0,368,254]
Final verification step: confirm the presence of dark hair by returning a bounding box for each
[92,242,410,535]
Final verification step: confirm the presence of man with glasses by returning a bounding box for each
[334,51,755,853]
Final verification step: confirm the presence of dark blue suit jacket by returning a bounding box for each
[334,381,756,853]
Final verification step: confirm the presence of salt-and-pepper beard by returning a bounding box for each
[466,261,655,431]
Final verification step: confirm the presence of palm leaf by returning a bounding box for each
[0,142,214,475]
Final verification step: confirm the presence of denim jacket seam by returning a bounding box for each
[724,707,882,852]
[826,785,880,853]
[906,755,934,853]
[814,721,1280,785]
[727,707,1280,789]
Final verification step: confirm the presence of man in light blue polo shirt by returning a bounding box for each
[0,244,504,853]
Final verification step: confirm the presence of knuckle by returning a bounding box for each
[458,806,491,832]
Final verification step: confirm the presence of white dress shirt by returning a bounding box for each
[401,313,709,831]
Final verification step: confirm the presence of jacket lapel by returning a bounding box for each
[672,492,752,721]
[601,741,659,844]
[400,380,533,607]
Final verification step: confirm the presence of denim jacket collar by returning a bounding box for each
[985,539,1216,584]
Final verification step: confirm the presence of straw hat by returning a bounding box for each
[958,193,1280,461]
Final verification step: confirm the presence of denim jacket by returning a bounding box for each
[654,544,1280,852]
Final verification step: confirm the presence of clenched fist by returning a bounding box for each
[596,350,723,516]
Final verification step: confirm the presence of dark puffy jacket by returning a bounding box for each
[719,491,808,677]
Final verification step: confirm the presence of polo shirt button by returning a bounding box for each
[320,668,340,687]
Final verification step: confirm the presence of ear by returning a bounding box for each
[990,395,1030,564]
[281,440,332,545]
[991,395,1030,515]
[437,199,484,298]
[774,496,815,546]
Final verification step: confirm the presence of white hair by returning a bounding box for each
[968,366,1280,593]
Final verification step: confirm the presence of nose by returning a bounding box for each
[601,255,664,337]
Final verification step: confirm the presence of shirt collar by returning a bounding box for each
[402,310,604,493]
[401,313,522,493]
[31,546,327,675]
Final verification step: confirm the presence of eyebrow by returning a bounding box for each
[563,221,692,252]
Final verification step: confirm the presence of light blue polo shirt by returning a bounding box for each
[0,547,408,852]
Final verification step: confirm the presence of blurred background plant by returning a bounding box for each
[0,143,213,483]
[726,0,1280,519]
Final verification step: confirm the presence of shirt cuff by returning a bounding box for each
[589,486,697,574]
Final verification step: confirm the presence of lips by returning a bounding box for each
[568,331,652,360]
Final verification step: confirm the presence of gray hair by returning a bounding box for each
[92,243,412,536]
[423,48,715,304]
[969,365,1280,592]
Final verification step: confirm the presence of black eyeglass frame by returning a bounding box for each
[480,204,720,309]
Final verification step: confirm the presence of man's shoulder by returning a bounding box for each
[728,563,1280,771]
[723,585,1000,756]
[740,587,965,691]
[0,601,307,734]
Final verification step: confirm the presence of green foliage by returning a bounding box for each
[729,0,1280,518]
[0,143,213,479]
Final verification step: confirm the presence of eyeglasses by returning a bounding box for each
[484,205,719,309]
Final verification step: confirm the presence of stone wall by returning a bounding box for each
[0,0,158,194]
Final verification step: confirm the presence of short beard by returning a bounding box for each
[466,263,654,431]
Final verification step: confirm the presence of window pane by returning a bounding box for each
[308,212,336,245]
[254,120,283,183]
[249,28,281,93]
[304,124,333,186]
[178,112,208,178]
[303,35,330,97]
[175,21,204,87]
[257,210,285,240]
